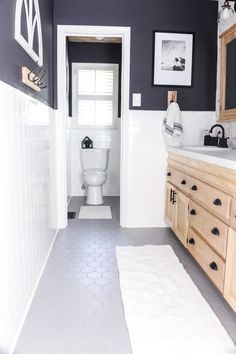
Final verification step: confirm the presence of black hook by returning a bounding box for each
[28,65,47,90]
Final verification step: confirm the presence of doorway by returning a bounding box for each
[56,26,131,229]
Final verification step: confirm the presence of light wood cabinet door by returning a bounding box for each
[224,229,236,311]
[165,182,176,229]
[175,190,189,247]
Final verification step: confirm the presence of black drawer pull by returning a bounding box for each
[190,209,196,215]
[170,188,173,203]
[172,191,177,204]
[209,262,218,271]
[191,185,197,191]
[189,238,195,245]
[181,179,186,185]
[211,227,220,236]
[213,198,222,206]
[167,172,171,176]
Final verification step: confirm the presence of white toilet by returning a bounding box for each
[80,148,109,205]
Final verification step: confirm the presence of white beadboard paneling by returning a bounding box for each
[123,110,216,228]
[69,121,121,196]
[66,118,72,199]
[0,81,57,354]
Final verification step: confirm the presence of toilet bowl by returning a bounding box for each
[80,148,109,205]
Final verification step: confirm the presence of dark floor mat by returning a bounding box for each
[67,211,76,219]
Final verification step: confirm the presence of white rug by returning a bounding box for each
[116,245,236,354]
[78,206,112,219]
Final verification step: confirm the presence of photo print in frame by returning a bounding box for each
[153,31,194,86]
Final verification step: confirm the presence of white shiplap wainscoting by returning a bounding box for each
[124,110,216,228]
[0,81,57,354]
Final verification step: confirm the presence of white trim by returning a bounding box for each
[10,229,59,354]
[57,25,131,228]
[67,196,72,207]
[15,0,43,66]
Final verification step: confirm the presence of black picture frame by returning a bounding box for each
[152,30,194,87]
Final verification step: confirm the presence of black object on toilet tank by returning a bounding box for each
[81,136,93,149]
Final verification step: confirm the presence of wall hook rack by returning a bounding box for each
[167,91,177,106]
[21,65,47,91]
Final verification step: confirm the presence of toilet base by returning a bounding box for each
[86,186,104,205]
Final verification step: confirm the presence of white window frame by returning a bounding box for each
[72,63,119,129]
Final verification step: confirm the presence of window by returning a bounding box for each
[72,63,118,128]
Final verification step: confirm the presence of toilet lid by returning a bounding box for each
[83,168,106,177]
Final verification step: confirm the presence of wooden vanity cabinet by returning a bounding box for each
[165,152,236,311]
[175,191,189,247]
[224,229,236,311]
[165,182,176,229]
[165,182,189,247]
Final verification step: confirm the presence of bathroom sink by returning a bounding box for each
[182,146,232,151]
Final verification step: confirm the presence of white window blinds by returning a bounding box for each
[72,64,118,127]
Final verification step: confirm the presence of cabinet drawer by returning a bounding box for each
[189,177,231,220]
[189,200,228,259]
[166,167,189,192]
[230,199,236,229]
[187,228,225,292]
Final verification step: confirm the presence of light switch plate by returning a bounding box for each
[132,93,141,107]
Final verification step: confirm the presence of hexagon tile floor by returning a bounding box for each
[15,197,236,354]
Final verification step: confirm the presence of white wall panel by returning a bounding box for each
[0,81,57,354]
[124,110,216,228]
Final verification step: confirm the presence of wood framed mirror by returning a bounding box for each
[220,24,236,121]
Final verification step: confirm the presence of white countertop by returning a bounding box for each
[167,146,236,170]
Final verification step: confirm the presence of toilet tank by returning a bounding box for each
[80,148,109,171]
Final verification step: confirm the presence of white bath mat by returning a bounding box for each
[116,245,236,354]
[78,206,112,219]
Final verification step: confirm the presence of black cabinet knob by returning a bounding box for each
[211,227,220,236]
[191,185,197,191]
[213,198,222,206]
[188,238,195,245]
[190,209,196,215]
[209,262,218,271]
[181,180,186,185]
[167,172,171,177]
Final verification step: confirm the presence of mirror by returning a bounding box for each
[220,24,236,121]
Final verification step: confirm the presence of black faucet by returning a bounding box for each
[204,124,229,148]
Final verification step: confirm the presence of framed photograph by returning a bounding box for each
[153,31,194,86]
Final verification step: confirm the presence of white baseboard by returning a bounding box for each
[11,228,59,354]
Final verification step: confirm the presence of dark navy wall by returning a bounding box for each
[54,0,218,111]
[68,42,122,116]
[0,0,54,107]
